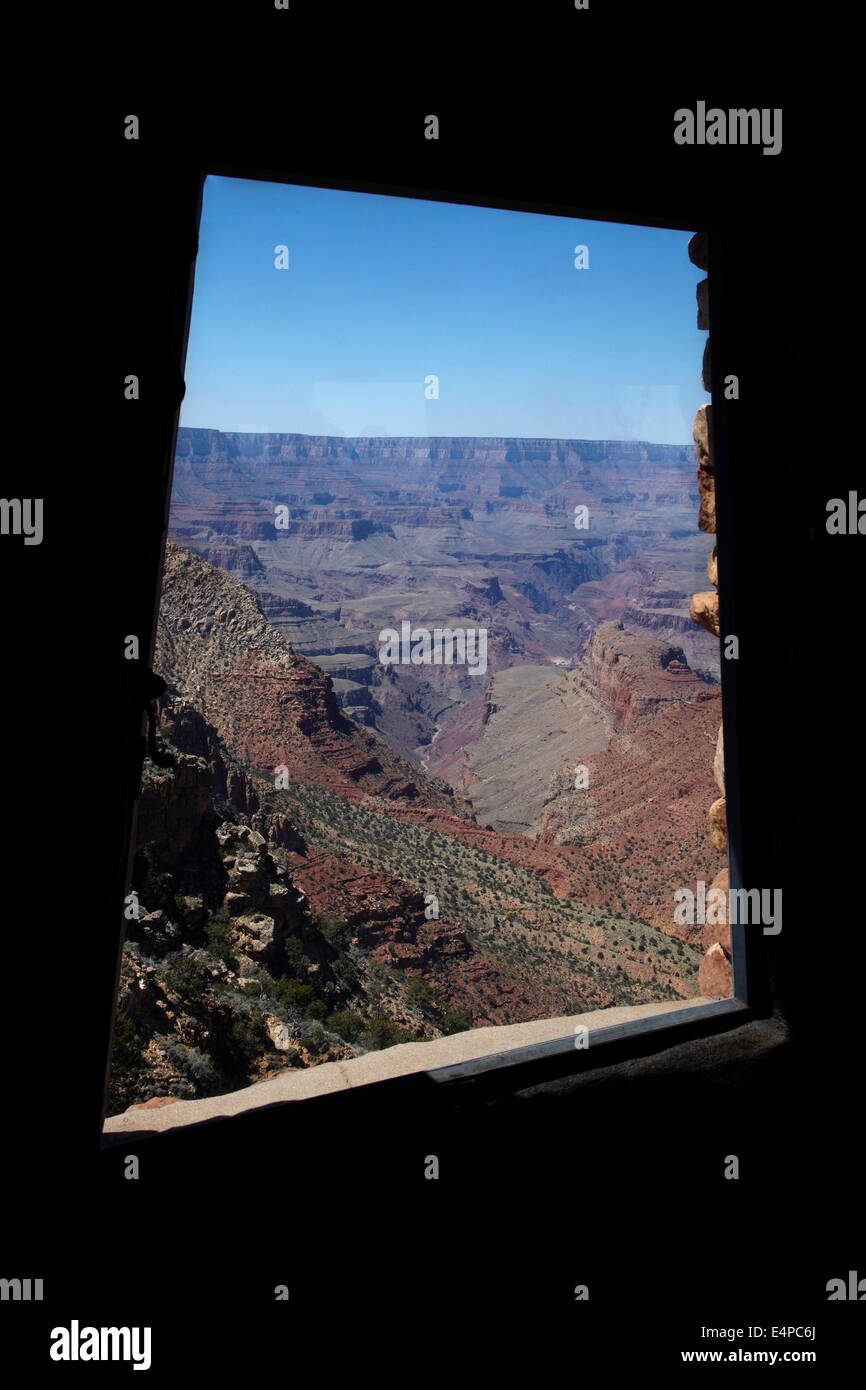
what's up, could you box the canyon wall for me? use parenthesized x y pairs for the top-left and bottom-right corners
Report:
(687, 232), (732, 997)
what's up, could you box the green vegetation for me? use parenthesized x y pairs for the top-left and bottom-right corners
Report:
(209, 1007), (269, 1081)
(133, 841), (171, 911)
(263, 975), (324, 1016)
(326, 1009), (365, 1043)
(283, 937), (311, 980)
(365, 1015), (414, 1050)
(204, 907), (239, 970)
(405, 974), (437, 1011)
(165, 956), (208, 1002)
(297, 1025), (327, 1054)
(440, 1009), (472, 1035)
(111, 754), (707, 1118)
(316, 912), (351, 950)
(264, 777), (701, 1013)
(106, 1011), (146, 1115)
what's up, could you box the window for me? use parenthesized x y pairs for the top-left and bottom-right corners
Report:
(103, 170), (762, 1139)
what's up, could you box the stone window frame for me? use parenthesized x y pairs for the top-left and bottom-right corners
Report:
(104, 170), (766, 1131)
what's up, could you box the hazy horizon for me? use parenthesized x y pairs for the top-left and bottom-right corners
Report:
(179, 424), (695, 448)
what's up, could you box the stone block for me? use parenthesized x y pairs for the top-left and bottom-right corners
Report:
(690, 590), (720, 637)
(698, 466), (716, 533)
(693, 402), (712, 464)
(699, 942), (732, 998)
(688, 230), (709, 271)
(697, 278), (710, 330)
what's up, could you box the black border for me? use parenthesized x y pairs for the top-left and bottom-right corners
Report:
(13, 55), (860, 1353)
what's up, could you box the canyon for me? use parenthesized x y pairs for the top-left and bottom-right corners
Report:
(170, 428), (720, 790)
(107, 429), (727, 1114)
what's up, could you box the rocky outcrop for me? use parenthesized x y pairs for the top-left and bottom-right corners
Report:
(290, 858), (527, 1025)
(698, 942), (730, 997)
(574, 620), (713, 732)
(463, 575), (505, 606)
(688, 230), (730, 998)
(689, 590), (720, 637)
(154, 542), (461, 815)
(214, 821), (308, 965)
(157, 698), (260, 816)
(689, 231), (708, 272)
(708, 797), (727, 853)
(112, 741), (362, 1113)
(136, 753), (214, 861)
(621, 604), (697, 636)
(694, 403), (715, 534)
(194, 545), (264, 577)
(700, 867), (731, 953)
(696, 277), (710, 332)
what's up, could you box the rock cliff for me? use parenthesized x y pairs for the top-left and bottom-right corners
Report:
(687, 230), (732, 998)
(574, 620), (714, 732)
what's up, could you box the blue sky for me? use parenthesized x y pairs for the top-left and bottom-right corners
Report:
(179, 174), (705, 444)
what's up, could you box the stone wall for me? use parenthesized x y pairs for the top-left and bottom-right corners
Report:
(687, 232), (732, 998)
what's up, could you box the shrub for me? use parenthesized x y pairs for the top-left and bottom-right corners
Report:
(365, 1016), (413, 1050)
(266, 977), (316, 1010)
(317, 913), (350, 950)
(165, 1040), (216, 1092)
(326, 1009), (365, 1043)
(228, 1014), (267, 1067)
(133, 841), (170, 911)
(440, 1010), (472, 1036)
(282, 938), (310, 979)
(165, 956), (207, 1001)
(205, 907), (239, 969)
(209, 1007), (269, 1081)
(106, 1011), (145, 1115)
(405, 975), (436, 1010)
(298, 1025), (326, 1054)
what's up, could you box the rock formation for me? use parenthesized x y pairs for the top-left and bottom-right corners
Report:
(688, 230), (731, 998)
